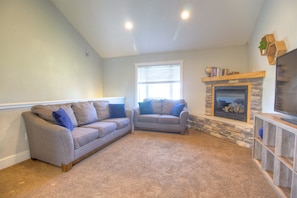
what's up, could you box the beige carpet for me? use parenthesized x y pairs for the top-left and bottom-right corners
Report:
(0, 129), (277, 198)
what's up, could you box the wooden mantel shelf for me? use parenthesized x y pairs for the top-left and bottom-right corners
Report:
(201, 71), (265, 82)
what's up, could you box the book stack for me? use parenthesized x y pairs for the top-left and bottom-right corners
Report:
(208, 67), (229, 77)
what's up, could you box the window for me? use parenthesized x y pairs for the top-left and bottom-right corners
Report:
(136, 61), (183, 102)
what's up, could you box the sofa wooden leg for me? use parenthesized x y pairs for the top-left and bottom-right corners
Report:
(61, 163), (72, 172)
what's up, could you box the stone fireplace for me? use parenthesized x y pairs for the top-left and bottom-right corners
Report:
(189, 71), (265, 148)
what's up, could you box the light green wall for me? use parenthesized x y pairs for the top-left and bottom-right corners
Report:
(0, 0), (103, 169)
(103, 46), (248, 115)
(248, 0), (297, 112)
(0, 0), (103, 104)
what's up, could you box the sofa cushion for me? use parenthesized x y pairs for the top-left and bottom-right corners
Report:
(138, 101), (154, 114)
(72, 127), (99, 149)
(93, 101), (110, 120)
(170, 103), (185, 117)
(158, 115), (180, 124)
(144, 99), (163, 114)
(109, 104), (126, 118)
(104, 118), (129, 129)
(137, 114), (160, 123)
(82, 122), (117, 138)
(72, 102), (98, 126)
(52, 108), (74, 131)
(32, 104), (78, 127)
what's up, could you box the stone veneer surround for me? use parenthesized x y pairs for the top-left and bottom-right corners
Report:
(189, 71), (265, 148)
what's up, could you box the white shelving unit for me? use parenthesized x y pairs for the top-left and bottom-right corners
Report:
(253, 113), (297, 198)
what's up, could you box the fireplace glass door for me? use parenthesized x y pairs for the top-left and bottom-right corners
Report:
(214, 85), (248, 122)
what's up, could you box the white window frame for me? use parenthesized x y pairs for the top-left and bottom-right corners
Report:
(135, 60), (184, 106)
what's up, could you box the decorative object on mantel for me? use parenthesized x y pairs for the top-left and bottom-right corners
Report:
(205, 66), (230, 77)
(227, 71), (240, 75)
(258, 33), (287, 65)
(259, 34), (275, 56)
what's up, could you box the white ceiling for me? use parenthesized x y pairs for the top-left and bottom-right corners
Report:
(50, 0), (265, 58)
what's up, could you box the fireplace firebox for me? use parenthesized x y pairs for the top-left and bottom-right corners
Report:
(214, 85), (248, 122)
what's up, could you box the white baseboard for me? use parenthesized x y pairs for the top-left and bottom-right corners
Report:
(0, 151), (30, 170)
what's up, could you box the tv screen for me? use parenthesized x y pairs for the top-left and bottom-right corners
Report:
(274, 48), (297, 123)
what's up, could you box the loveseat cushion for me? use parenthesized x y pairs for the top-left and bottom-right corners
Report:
(137, 114), (160, 123)
(104, 118), (130, 129)
(144, 99), (163, 114)
(82, 122), (117, 138)
(72, 127), (99, 149)
(158, 115), (180, 124)
(72, 102), (98, 126)
(93, 101), (110, 120)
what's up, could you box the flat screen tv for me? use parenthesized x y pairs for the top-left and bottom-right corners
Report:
(274, 48), (297, 124)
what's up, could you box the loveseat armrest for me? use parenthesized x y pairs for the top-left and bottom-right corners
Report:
(179, 108), (189, 134)
(22, 111), (74, 169)
(133, 107), (140, 115)
(125, 109), (133, 130)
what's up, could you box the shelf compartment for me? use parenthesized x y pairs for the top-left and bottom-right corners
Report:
(292, 173), (297, 198)
(274, 158), (292, 197)
(262, 147), (274, 180)
(259, 34), (275, 56)
(267, 41), (287, 65)
(276, 128), (295, 169)
(279, 156), (294, 171)
(254, 117), (264, 138)
(263, 121), (276, 148)
(253, 139), (262, 163)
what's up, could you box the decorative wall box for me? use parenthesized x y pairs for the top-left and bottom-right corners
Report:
(259, 34), (275, 56)
(267, 41), (287, 65)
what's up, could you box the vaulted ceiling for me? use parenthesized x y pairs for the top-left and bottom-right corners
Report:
(50, 0), (265, 58)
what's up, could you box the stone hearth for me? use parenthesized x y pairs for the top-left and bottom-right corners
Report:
(189, 71), (265, 148)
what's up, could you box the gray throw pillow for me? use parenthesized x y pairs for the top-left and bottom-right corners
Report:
(93, 101), (110, 120)
(162, 99), (186, 115)
(72, 102), (98, 126)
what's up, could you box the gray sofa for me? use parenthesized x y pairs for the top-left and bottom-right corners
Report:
(22, 100), (132, 172)
(133, 99), (189, 134)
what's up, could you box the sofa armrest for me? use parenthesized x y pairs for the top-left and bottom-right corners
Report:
(22, 111), (74, 167)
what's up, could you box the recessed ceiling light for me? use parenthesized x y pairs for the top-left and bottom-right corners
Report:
(181, 10), (190, 20)
(125, 21), (133, 30)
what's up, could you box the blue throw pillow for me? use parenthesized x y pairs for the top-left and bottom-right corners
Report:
(52, 108), (74, 131)
(138, 101), (154, 114)
(258, 127), (263, 139)
(109, 104), (126, 118)
(170, 103), (185, 117)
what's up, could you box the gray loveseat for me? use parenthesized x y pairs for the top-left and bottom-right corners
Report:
(22, 100), (132, 172)
(133, 99), (189, 134)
